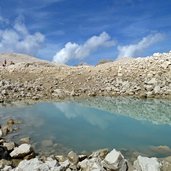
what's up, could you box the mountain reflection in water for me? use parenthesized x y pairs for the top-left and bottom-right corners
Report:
(0, 97), (171, 157)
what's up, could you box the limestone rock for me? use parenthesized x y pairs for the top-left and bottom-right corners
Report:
(0, 129), (2, 138)
(67, 151), (79, 164)
(1, 165), (12, 171)
(14, 158), (49, 171)
(78, 158), (104, 171)
(133, 156), (161, 171)
(102, 149), (128, 171)
(3, 142), (15, 151)
(59, 159), (70, 168)
(161, 156), (171, 171)
(55, 155), (66, 162)
(91, 148), (109, 159)
(10, 144), (33, 158)
(0, 159), (12, 169)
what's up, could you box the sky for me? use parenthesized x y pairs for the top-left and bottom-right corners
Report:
(0, 0), (171, 65)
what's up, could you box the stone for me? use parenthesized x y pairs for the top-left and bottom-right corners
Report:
(161, 61), (171, 69)
(154, 85), (161, 94)
(20, 137), (30, 144)
(89, 158), (104, 171)
(67, 151), (79, 164)
(59, 160), (70, 168)
(133, 156), (161, 171)
(161, 156), (171, 171)
(3, 142), (15, 151)
(1, 165), (12, 171)
(0, 129), (2, 138)
(10, 144), (33, 158)
(24, 152), (35, 160)
(91, 148), (109, 159)
(14, 158), (49, 171)
(91, 161), (103, 171)
(78, 158), (89, 170)
(45, 157), (58, 168)
(0, 159), (12, 169)
(55, 155), (66, 162)
(52, 89), (65, 98)
(0, 146), (10, 160)
(78, 154), (87, 161)
(78, 158), (104, 171)
(1, 126), (10, 136)
(6, 119), (15, 125)
(66, 168), (72, 171)
(102, 149), (128, 171)
(41, 139), (53, 147)
(150, 146), (171, 155)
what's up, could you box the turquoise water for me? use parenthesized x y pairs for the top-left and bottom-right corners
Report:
(1, 97), (171, 157)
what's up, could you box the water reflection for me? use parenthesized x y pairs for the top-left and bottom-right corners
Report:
(0, 97), (171, 157)
(77, 97), (171, 125)
(54, 102), (112, 129)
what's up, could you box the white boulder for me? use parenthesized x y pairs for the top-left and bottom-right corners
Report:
(14, 158), (63, 171)
(102, 149), (127, 171)
(14, 158), (49, 171)
(134, 156), (161, 171)
(10, 144), (32, 158)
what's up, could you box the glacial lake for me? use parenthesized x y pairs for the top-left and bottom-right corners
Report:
(1, 97), (171, 158)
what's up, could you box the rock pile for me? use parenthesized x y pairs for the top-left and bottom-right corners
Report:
(0, 146), (164, 171)
(0, 52), (171, 102)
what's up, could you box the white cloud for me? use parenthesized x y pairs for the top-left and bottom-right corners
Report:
(117, 33), (165, 58)
(53, 32), (115, 63)
(0, 19), (45, 56)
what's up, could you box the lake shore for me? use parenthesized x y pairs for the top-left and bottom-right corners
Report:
(0, 118), (171, 171)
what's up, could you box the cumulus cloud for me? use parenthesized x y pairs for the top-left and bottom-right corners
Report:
(53, 32), (115, 63)
(0, 19), (45, 56)
(117, 33), (165, 58)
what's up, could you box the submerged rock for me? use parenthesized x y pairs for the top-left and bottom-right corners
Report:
(20, 137), (30, 144)
(67, 151), (79, 164)
(6, 119), (15, 125)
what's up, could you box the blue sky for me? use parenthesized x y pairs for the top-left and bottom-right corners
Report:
(0, 0), (171, 65)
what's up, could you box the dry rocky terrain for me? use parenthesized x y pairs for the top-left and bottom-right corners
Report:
(1, 52), (171, 170)
(1, 52), (171, 103)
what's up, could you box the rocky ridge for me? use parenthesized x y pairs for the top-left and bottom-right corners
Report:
(0, 52), (171, 102)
